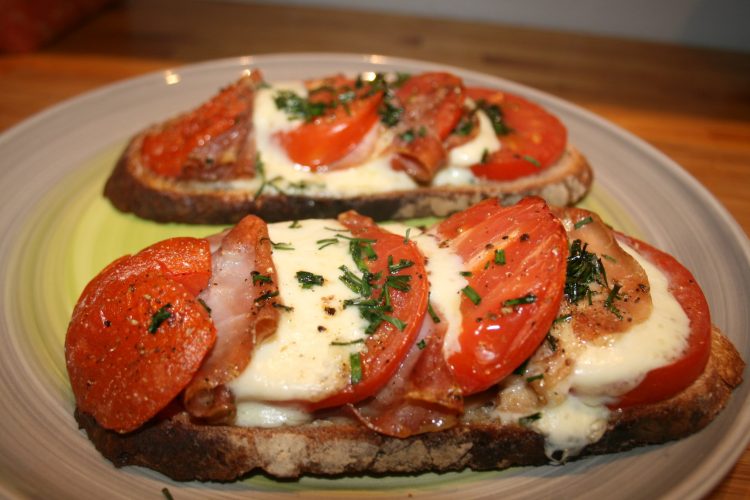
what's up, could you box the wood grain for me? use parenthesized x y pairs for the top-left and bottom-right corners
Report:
(0, 0), (747, 497)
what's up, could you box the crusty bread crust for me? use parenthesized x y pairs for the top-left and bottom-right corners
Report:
(75, 328), (743, 481)
(103, 128), (593, 224)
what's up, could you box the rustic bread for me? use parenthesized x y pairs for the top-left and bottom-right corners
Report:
(104, 138), (591, 225)
(103, 77), (593, 224)
(75, 327), (743, 481)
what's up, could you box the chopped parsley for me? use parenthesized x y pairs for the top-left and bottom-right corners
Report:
(331, 339), (365, 346)
(417, 339), (427, 350)
(316, 237), (339, 250)
(494, 248), (506, 265)
(148, 304), (172, 334)
(503, 294), (537, 307)
(252, 272), (272, 284)
(427, 299), (442, 324)
(269, 240), (294, 251)
(387, 256), (414, 273)
(461, 285), (482, 305)
(604, 282), (624, 319)
(574, 216), (594, 230)
(523, 154), (541, 167)
(254, 290), (280, 303)
(296, 271), (324, 289)
(565, 239), (608, 304)
(273, 89), (330, 122)
(476, 99), (511, 135)
(349, 352), (363, 384)
(519, 412), (542, 426)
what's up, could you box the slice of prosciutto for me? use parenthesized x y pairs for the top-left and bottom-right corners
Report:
(183, 215), (282, 423)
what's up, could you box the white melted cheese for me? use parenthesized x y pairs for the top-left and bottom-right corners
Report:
(229, 220), (369, 404)
(506, 243), (691, 459)
(569, 244), (690, 396)
(225, 80), (510, 196)
(231, 82), (417, 197)
(381, 223), (468, 351)
(434, 109), (501, 186)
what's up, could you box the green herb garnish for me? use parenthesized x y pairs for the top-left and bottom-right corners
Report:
(427, 299), (441, 324)
(461, 285), (482, 305)
(477, 100), (511, 135)
(252, 272), (272, 284)
(494, 248), (506, 265)
(565, 239), (608, 304)
(523, 154), (541, 167)
(503, 294), (537, 307)
(254, 290), (280, 303)
(296, 271), (325, 289)
(316, 237), (339, 250)
(148, 304), (172, 334)
(574, 216), (594, 230)
(519, 412), (542, 426)
(349, 352), (363, 384)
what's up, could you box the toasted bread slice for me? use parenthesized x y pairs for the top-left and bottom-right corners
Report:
(75, 327), (743, 481)
(103, 80), (593, 224)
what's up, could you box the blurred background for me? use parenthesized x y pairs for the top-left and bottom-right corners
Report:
(2, 0), (749, 53)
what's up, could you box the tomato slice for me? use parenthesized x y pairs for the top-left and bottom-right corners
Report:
(277, 77), (383, 169)
(141, 73), (261, 178)
(466, 88), (567, 181)
(611, 233), (712, 408)
(65, 238), (215, 433)
(436, 197), (568, 395)
(311, 211), (429, 409)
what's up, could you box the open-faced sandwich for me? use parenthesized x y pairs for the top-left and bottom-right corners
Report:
(66, 197), (744, 480)
(104, 70), (592, 223)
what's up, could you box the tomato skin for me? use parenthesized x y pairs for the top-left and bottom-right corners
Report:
(437, 197), (568, 395)
(311, 212), (429, 409)
(466, 88), (567, 182)
(141, 74), (259, 177)
(65, 238), (215, 433)
(611, 233), (712, 408)
(278, 78), (383, 169)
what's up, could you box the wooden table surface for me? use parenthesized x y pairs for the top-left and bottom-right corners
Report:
(1, 0), (748, 497)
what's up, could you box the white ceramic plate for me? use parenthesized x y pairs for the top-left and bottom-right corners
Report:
(0, 54), (748, 500)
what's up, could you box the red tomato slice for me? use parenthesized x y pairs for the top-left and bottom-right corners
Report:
(277, 78), (383, 169)
(65, 238), (215, 433)
(466, 88), (567, 182)
(311, 211), (429, 409)
(436, 197), (568, 395)
(611, 233), (712, 408)
(141, 73), (261, 177)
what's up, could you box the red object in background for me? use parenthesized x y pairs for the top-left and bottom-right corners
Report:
(0, 0), (115, 53)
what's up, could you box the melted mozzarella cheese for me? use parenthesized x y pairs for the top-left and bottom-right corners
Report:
(381, 223), (468, 353)
(434, 109), (501, 187)
(231, 82), (417, 197)
(228, 80), (515, 195)
(228, 220), (369, 402)
(530, 395), (609, 461)
(500, 243), (691, 458)
(235, 401), (312, 428)
(569, 244), (690, 396)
